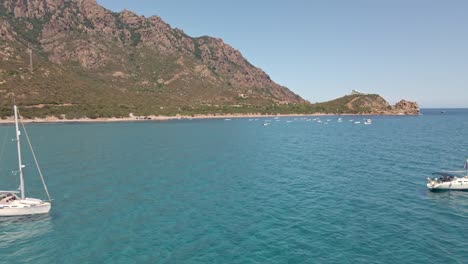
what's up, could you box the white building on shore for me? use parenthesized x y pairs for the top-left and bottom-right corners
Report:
(351, 90), (366, 95)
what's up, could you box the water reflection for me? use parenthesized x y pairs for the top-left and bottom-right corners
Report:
(0, 214), (53, 247)
(425, 191), (468, 214)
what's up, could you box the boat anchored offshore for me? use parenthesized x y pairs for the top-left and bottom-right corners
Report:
(427, 159), (468, 191)
(0, 106), (51, 216)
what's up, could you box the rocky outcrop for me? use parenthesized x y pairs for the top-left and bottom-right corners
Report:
(0, 20), (15, 41)
(2, 0), (64, 18)
(393, 100), (419, 115)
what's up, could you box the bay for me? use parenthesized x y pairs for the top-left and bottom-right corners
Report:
(0, 109), (467, 263)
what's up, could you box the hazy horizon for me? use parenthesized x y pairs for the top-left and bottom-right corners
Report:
(97, 0), (468, 108)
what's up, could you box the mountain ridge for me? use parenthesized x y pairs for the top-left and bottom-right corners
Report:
(0, 0), (419, 118)
(0, 0), (303, 106)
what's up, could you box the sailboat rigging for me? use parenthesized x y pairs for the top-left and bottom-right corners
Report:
(0, 105), (51, 216)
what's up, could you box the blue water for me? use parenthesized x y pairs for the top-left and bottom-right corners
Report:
(0, 109), (468, 263)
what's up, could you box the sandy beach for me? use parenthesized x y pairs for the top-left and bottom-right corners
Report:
(0, 112), (412, 124)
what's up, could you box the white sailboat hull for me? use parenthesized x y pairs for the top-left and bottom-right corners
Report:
(427, 178), (468, 191)
(0, 200), (51, 216)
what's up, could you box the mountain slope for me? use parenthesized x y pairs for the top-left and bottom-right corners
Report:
(0, 0), (304, 118)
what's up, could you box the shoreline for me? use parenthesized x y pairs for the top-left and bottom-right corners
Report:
(0, 112), (418, 124)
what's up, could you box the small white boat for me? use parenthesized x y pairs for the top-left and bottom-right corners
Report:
(0, 106), (51, 216)
(263, 123), (270, 126)
(364, 119), (372, 125)
(427, 159), (468, 191)
(354, 121), (361, 124)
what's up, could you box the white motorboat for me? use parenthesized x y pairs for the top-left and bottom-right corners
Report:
(427, 159), (468, 191)
(0, 106), (51, 216)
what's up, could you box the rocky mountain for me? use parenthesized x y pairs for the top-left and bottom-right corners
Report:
(0, 0), (305, 117)
(0, 0), (419, 118)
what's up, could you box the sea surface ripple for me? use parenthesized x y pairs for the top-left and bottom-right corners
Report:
(0, 109), (467, 263)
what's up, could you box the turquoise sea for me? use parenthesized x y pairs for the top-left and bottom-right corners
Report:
(0, 109), (467, 263)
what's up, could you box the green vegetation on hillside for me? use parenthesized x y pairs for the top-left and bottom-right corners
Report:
(0, 93), (394, 119)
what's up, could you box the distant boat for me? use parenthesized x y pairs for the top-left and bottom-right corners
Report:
(354, 121), (361, 124)
(263, 123), (270, 126)
(441, 111), (446, 114)
(0, 106), (52, 216)
(427, 159), (468, 191)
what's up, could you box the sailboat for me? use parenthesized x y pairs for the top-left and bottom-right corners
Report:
(427, 159), (468, 191)
(0, 106), (51, 216)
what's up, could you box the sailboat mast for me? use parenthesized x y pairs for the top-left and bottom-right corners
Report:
(14, 105), (25, 200)
(465, 158), (468, 177)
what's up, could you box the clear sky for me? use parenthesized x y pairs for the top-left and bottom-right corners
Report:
(97, 0), (468, 108)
